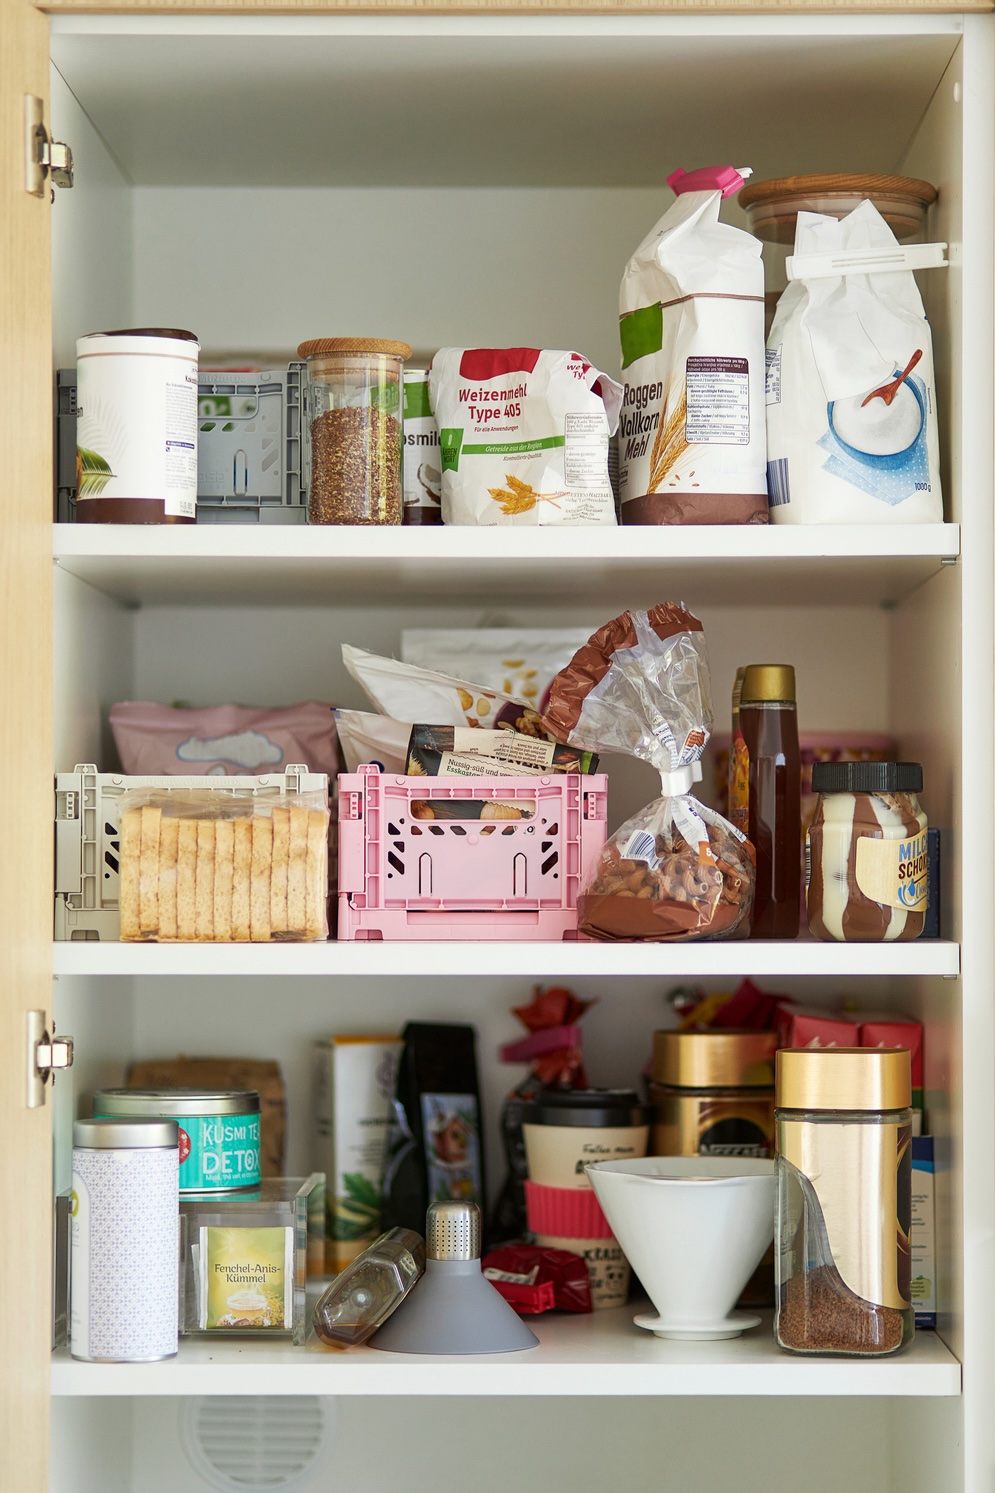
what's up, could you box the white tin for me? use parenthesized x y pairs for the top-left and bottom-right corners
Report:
(70, 1118), (179, 1363)
(75, 329), (200, 517)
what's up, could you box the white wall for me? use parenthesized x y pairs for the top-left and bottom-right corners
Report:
(130, 186), (663, 373)
(50, 64), (133, 368)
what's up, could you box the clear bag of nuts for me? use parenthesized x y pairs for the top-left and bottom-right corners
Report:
(540, 604), (755, 941)
(298, 337), (411, 525)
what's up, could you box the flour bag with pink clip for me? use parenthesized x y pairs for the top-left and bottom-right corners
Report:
(765, 199), (945, 523)
(540, 604), (755, 942)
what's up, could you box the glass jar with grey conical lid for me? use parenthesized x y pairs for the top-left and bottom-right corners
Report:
(775, 1046), (914, 1356)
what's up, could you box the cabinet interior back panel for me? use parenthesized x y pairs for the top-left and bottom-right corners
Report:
(130, 185), (662, 374)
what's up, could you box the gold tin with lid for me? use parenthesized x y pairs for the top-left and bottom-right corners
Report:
(776, 1046), (912, 1112)
(650, 1029), (778, 1159)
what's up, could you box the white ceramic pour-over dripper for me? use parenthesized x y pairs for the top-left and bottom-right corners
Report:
(586, 1156), (776, 1341)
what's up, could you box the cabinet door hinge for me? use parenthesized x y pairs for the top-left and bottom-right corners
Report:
(25, 96), (74, 199)
(26, 1010), (74, 1109)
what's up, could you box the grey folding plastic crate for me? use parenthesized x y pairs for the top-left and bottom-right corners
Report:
(55, 763), (327, 940)
(55, 363), (308, 523)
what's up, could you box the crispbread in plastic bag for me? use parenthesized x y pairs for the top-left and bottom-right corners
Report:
(117, 787), (329, 943)
(541, 604), (754, 941)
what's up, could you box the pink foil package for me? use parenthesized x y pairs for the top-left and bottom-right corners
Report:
(110, 701), (339, 778)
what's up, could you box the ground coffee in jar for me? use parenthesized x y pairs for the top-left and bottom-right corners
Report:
(775, 1046), (914, 1357)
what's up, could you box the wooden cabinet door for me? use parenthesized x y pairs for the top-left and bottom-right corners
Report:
(1, 2), (54, 1489)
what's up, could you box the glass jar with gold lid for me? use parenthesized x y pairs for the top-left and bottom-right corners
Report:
(775, 1046), (913, 1357)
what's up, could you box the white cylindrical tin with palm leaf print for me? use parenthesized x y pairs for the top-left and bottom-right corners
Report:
(75, 328), (200, 523)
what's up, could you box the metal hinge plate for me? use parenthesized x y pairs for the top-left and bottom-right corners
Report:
(26, 1010), (74, 1109)
(25, 95), (74, 198)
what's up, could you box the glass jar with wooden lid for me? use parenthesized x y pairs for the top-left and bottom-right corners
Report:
(738, 174), (937, 332)
(298, 337), (412, 525)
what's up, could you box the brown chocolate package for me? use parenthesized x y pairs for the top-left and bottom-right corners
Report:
(126, 1056), (286, 1177)
(541, 603), (703, 749)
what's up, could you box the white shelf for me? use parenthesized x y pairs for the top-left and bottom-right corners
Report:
(53, 524), (959, 611)
(52, 936), (960, 980)
(50, 1307), (961, 1399)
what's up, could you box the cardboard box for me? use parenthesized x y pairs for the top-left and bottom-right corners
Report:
(859, 1015), (924, 1129)
(775, 1003), (860, 1049)
(313, 1035), (401, 1275)
(911, 1136), (936, 1327)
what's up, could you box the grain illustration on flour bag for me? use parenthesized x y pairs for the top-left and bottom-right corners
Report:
(429, 348), (622, 525)
(618, 166), (768, 524)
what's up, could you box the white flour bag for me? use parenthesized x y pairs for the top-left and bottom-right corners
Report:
(765, 200), (944, 524)
(618, 165), (767, 525)
(429, 348), (622, 526)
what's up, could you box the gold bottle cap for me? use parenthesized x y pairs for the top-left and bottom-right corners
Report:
(776, 1047), (911, 1111)
(653, 1029), (778, 1089)
(740, 664), (796, 704)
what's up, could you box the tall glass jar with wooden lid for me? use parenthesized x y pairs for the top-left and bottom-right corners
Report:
(298, 337), (411, 525)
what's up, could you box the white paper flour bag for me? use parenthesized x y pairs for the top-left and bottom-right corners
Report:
(765, 201), (943, 524)
(618, 166), (768, 525)
(429, 348), (623, 525)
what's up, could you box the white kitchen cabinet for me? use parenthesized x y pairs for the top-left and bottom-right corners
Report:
(35, 10), (993, 1493)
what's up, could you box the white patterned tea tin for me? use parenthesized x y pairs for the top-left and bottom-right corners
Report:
(93, 1089), (261, 1194)
(70, 1117), (179, 1363)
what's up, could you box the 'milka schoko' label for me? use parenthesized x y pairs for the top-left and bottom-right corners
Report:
(855, 830), (928, 912)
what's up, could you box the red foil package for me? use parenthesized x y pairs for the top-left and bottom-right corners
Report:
(482, 1244), (593, 1315)
(491, 987), (594, 1241)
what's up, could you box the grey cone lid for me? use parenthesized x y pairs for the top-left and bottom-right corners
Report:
(370, 1258), (539, 1356)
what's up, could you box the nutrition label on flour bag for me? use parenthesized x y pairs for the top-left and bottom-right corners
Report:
(563, 411), (611, 486)
(685, 355), (751, 445)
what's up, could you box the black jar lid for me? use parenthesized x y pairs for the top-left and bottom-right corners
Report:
(811, 760), (923, 795)
(524, 1088), (650, 1127)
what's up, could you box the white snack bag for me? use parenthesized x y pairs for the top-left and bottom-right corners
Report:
(618, 166), (767, 525)
(401, 628), (592, 710)
(342, 645), (529, 731)
(429, 348), (622, 526)
(765, 201), (943, 524)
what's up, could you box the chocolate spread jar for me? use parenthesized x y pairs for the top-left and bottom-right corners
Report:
(806, 762), (927, 942)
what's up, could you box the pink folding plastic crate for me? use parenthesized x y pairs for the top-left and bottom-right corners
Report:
(338, 765), (608, 941)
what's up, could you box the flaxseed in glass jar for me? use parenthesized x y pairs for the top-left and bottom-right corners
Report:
(299, 338), (411, 525)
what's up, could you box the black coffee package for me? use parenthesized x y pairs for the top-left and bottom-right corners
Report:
(382, 1022), (485, 1235)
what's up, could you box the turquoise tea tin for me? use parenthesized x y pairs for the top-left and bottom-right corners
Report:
(93, 1089), (261, 1194)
